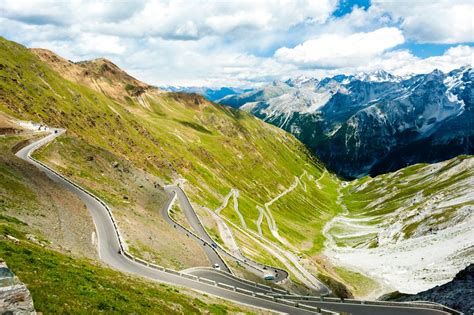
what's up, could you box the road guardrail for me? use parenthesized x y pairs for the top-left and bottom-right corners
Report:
(266, 294), (462, 315)
(24, 129), (462, 315)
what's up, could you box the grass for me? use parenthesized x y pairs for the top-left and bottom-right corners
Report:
(0, 36), (343, 274)
(0, 133), (249, 312)
(169, 201), (194, 232)
(0, 212), (253, 314)
(0, 37), (327, 220)
(270, 171), (342, 253)
(7, 36), (470, 299)
(0, 137), (38, 212)
(33, 135), (139, 207)
(219, 195), (244, 229)
(0, 237), (250, 314)
(335, 155), (474, 248)
(333, 267), (379, 297)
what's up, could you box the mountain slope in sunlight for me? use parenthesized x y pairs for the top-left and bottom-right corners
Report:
(0, 37), (347, 293)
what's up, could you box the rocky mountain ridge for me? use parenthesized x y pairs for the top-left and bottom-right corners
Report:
(31, 48), (161, 105)
(217, 66), (473, 178)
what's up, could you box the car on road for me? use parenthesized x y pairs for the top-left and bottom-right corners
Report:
(213, 263), (220, 270)
(211, 243), (217, 249)
(263, 274), (275, 280)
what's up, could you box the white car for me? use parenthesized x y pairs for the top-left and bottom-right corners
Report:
(213, 263), (220, 270)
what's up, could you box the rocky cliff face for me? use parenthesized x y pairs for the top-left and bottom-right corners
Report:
(385, 264), (474, 315)
(219, 67), (473, 179)
(0, 261), (35, 314)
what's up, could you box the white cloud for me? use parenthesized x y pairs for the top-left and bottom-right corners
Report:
(372, 0), (474, 44)
(0, 0), (473, 86)
(300, 45), (474, 78)
(274, 27), (404, 68)
(122, 37), (297, 87)
(0, 0), (145, 25)
(389, 45), (474, 75)
(76, 33), (126, 55)
(1, 0), (70, 25)
(1, 0), (337, 40)
(28, 33), (127, 58)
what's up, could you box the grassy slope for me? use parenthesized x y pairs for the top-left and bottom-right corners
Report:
(2, 37), (470, 299)
(32, 134), (209, 270)
(320, 155), (473, 298)
(0, 127), (258, 313)
(0, 133), (96, 258)
(334, 155), (473, 248)
(271, 171), (341, 254)
(0, 37), (341, 267)
(0, 217), (258, 314)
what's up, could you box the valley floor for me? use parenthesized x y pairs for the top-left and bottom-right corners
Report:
(323, 157), (474, 296)
(324, 213), (474, 294)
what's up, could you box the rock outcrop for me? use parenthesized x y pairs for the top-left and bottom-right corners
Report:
(384, 264), (474, 315)
(0, 261), (35, 314)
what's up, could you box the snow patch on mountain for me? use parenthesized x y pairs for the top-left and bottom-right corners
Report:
(218, 66), (473, 178)
(354, 69), (403, 82)
(443, 66), (471, 112)
(285, 75), (319, 88)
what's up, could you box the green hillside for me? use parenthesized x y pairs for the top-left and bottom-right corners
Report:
(0, 37), (343, 287)
(0, 216), (258, 314)
(324, 155), (473, 298)
(1, 36), (472, 300)
(332, 155), (473, 248)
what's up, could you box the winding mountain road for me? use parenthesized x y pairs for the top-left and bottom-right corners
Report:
(161, 187), (231, 273)
(162, 185), (289, 282)
(15, 129), (320, 314)
(14, 128), (457, 315)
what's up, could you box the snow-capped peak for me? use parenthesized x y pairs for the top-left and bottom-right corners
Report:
(354, 69), (402, 82)
(285, 75), (319, 88)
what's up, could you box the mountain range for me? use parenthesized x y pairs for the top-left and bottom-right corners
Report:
(0, 36), (472, 313)
(211, 68), (473, 178)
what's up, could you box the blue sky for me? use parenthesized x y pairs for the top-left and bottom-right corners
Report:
(0, 0), (472, 86)
(333, 0), (371, 17)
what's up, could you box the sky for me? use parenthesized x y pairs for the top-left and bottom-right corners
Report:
(0, 0), (473, 87)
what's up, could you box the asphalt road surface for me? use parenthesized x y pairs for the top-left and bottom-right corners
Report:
(15, 129), (455, 315)
(162, 187), (231, 273)
(291, 300), (451, 315)
(185, 268), (283, 294)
